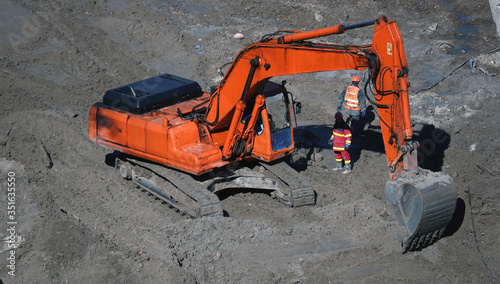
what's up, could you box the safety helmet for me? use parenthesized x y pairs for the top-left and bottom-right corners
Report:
(351, 76), (360, 82)
(335, 112), (343, 120)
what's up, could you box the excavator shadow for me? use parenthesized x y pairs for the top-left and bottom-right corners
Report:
(413, 123), (451, 172)
(291, 112), (386, 171)
(293, 116), (457, 173)
(412, 123), (465, 239)
(291, 123), (385, 171)
(291, 106), (384, 169)
(443, 197), (466, 238)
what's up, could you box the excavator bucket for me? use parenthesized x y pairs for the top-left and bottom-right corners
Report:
(385, 169), (457, 253)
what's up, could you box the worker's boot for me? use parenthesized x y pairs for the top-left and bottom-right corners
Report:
(343, 163), (352, 174)
(333, 161), (343, 171)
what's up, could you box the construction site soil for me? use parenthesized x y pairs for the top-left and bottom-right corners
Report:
(1, 0), (499, 283)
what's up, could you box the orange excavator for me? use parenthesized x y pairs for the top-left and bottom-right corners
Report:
(88, 16), (457, 252)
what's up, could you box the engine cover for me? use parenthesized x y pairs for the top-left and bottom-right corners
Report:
(103, 73), (202, 114)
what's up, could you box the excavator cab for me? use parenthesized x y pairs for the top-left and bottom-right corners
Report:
(263, 82), (294, 151)
(250, 81), (295, 160)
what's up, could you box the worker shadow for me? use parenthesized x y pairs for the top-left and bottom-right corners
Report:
(342, 106), (383, 164)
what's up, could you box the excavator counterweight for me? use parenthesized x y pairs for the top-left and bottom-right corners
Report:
(88, 16), (457, 252)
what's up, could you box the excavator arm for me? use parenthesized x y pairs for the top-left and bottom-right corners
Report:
(203, 16), (457, 252)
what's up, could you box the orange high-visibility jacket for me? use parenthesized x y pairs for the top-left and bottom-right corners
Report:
(344, 86), (361, 111)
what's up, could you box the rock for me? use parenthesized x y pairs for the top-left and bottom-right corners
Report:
(233, 33), (244, 39)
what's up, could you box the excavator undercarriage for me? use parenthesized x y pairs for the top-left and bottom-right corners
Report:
(115, 154), (316, 218)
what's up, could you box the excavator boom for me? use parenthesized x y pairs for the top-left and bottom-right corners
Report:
(88, 16), (457, 253)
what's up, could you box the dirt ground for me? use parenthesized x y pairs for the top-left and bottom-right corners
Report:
(1, 0), (499, 283)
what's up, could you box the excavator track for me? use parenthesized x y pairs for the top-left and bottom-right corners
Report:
(116, 156), (223, 218)
(260, 161), (316, 207)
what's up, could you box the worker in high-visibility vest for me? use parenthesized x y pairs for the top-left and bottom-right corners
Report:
(328, 112), (352, 174)
(336, 76), (367, 137)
